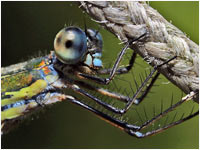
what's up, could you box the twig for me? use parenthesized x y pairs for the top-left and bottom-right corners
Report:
(79, 1), (199, 102)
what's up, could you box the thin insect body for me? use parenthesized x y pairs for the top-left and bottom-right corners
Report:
(1, 26), (139, 134)
(1, 25), (198, 138)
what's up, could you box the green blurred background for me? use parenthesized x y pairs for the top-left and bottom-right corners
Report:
(1, 1), (199, 149)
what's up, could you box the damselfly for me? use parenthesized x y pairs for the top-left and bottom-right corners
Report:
(1, 25), (140, 133)
(2, 26), (198, 136)
(2, 2), (198, 149)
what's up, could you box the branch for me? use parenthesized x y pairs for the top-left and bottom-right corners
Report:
(79, 1), (199, 102)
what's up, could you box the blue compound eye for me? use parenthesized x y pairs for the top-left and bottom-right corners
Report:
(54, 27), (87, 64)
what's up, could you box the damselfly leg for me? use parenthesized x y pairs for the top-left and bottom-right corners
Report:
(59, 56), (175, 114)
(64, 91), (198, 138)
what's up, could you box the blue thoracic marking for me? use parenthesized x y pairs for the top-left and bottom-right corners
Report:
(92, 53), (102, 58)
(85, 54), (93, 66)
(93, 58), (102, 67)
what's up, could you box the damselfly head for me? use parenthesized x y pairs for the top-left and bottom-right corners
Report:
(54, 27), (87, 64)
(54, 26), (103, 69)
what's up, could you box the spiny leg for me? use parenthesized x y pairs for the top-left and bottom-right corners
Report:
(131, 91), (197, 132)
(56, 73), (131, 103)
(62, 60), (160, 107)
(133, 72), (160, 105)
(69, 84), (122, 113)
(79, 33), (147, 84)
(64, 92), (198, 138)
(51, 69), (158, 112)
(122, 56), (177, 114)
(128, 111), (198, 138)
(65, 95), (141, 131)
(71, 57), (175, 114)
(68, 71), (160, 114)
(72, 80), (130, 103)
(32, 74), (197, 137)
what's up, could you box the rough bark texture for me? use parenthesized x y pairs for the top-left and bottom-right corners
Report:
(80, 1), (199, 102)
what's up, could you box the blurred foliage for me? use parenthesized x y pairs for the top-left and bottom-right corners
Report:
(1, 1), (199, 149)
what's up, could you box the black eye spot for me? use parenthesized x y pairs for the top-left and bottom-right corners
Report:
(65, 40), (73, 48)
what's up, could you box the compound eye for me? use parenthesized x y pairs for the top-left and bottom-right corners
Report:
(54, 27), (87, 64)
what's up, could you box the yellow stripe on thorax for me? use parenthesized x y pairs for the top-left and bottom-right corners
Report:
(2, 79), (47, 106)
(1, 101), (38, 121)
